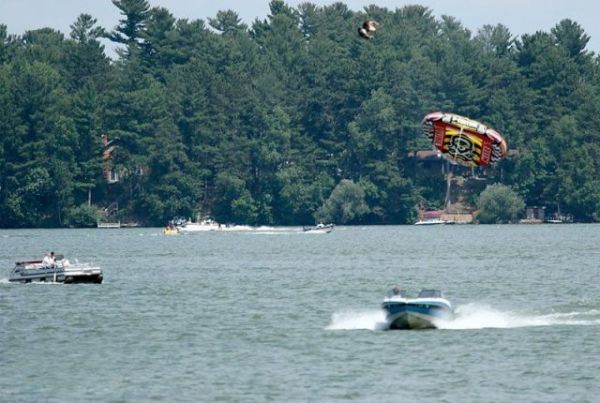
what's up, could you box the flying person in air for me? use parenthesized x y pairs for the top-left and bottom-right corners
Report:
(358, 19), (379, 39)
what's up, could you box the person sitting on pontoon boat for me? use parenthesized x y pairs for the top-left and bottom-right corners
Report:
(42, 251), (56, 268)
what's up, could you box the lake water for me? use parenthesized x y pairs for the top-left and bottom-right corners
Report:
(1, 225), (600, 402)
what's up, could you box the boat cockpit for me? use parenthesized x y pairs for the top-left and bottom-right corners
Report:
(417, 289), (443, 298)
(387, 287), (407, 298)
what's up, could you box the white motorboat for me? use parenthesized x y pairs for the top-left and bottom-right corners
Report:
(414, 218), (447, 225)
(176, 217), (222, 232)
(9, 257), (103, 284)
(176, 217), (299, 233)
(97, 222), (121, 228)
(382, 288), (453, 329)
(302, 223), (334, 233)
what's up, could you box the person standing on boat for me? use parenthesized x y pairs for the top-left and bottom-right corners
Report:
(42, 251), (56, 268)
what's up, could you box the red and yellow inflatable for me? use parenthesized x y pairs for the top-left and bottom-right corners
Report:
(422, 112), (508, 167)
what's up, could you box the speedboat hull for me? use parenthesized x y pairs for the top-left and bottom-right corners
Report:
(382, 290), (453, 330)
(382, 301), (453, 329)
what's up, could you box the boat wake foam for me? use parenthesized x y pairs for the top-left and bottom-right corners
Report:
(436, 303), (600, 329)
(0, 278), (63, 285)
(326, 310), (388, 331)
(326, 304), (600, 331)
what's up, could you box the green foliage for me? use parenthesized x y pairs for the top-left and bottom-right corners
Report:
(212, 172), (258, 224)
(316, 179), (369, 224)
(108, 0), (150, 44)
(64, 203), (99, 227)
(1, 3), (600, 227)
(209, 10), (247, 34)
(476, 184), (525, 224)
(551, 19), (590, 58)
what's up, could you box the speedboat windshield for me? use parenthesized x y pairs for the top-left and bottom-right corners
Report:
(417, 289), (443, 298)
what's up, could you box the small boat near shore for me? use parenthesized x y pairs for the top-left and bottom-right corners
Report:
(414, 210), (452, 225)
(302, 223), (334, 234)
(97, 221), (121, 228)
(175, 216), (309, 234)
(175, 217), (259, 233)
(9, 256), (103, 284)
(414, 218), (447, 225)
(176, 217), (221, 232)
(382, 288), (453, 329)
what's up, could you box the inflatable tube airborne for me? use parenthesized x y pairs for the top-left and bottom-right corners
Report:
(421, 112), (508, 167)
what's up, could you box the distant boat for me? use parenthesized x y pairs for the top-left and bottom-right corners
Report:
(176, 218), (262, 233)
(9, 256), (103, 284)
(382, 288), (454, 329)
(415, 210), (449, 225)
(176, 217), (221, 233)
(176, 217), (303, 233)
(97, 221), (121, 228)
(545, 214), (572, 224)
(414, 218), (446, 225)
(302, 223), (334, 234)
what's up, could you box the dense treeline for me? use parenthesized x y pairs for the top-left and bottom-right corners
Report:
(1, 0), (600, 227)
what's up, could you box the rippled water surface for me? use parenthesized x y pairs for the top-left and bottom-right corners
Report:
(1, 225), (600, 402)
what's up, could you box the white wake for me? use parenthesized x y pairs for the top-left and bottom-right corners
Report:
(326, 304), (600, 331)
(438, 303), (600, 329)
(326, 310), (388, 331)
